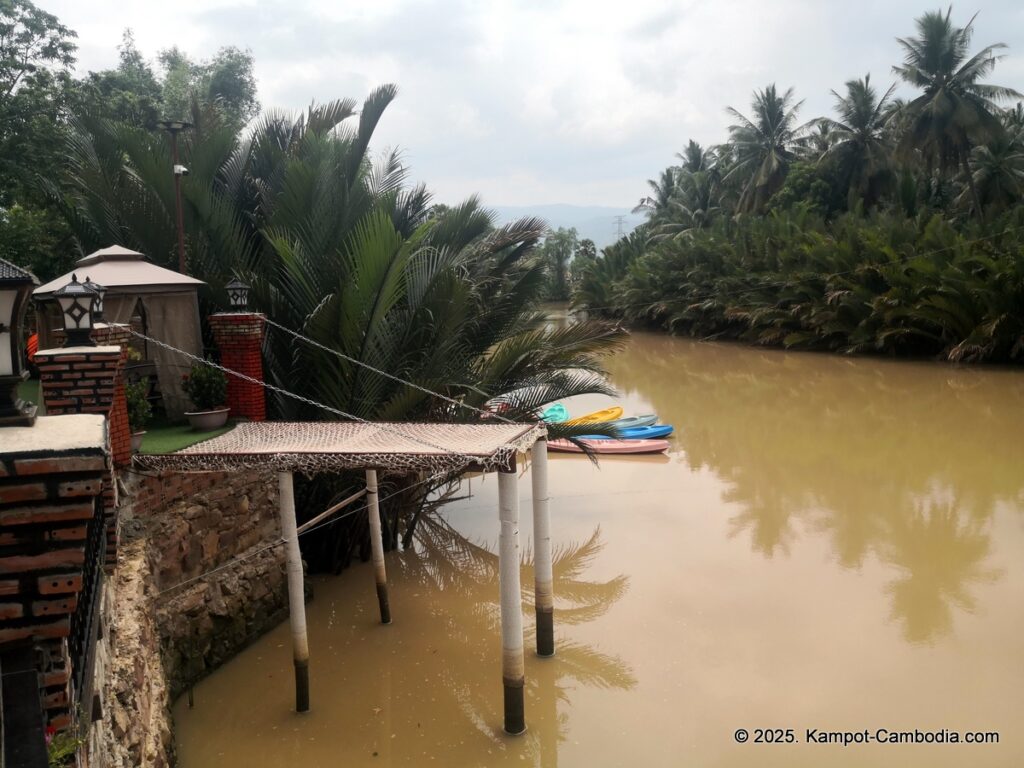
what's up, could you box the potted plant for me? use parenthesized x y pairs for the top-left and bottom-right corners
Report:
(182, 362), (229, 430)
(126, 378), (151, 451)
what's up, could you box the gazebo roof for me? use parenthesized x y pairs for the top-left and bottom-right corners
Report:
(133, 421), (545, 475)
(33, 245), (204, 298)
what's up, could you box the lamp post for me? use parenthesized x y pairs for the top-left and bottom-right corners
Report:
(157, 119), (192, 275)
(0, 257), (39, 426)
(53, 274), (98, 348)
(225, 278), (251, 311)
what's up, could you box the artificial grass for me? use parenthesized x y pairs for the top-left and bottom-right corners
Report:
(139, 416), (235, 454)
(17, 378), (40, 406)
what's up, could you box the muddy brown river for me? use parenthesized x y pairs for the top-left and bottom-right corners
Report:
(173, 333), (1024, 767)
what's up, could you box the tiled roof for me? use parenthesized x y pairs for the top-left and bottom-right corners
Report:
(0, 257), (38, 284)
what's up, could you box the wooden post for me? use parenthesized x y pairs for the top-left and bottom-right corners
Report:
(366, 469), (391, 624)
(278, 471), (310, 712)
(531, 438), (555, 657)
(498, 468), (526, 735)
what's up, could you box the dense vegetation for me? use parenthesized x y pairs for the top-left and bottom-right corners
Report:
(0, 1), (623, 566)
(574, 9), (1024, 364)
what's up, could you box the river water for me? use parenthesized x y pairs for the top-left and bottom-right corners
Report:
(173, 332), (1024, 767)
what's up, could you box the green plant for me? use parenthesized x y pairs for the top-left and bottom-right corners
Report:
(46, 724), (84, 767)
(181, 363), (227, 411)
(125, 378), (151, 432)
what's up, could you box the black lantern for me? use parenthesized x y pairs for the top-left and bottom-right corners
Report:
(53, 274), (98, 348)
(0, 257), (39, 426)
(225, 278), (251, 311)
(82, 275), (107, 321)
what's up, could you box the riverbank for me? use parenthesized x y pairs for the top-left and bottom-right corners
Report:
(573, 212), (1024, 365)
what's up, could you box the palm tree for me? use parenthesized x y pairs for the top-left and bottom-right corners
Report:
(725, 84), (811, 213)
(631, 166), (678, 218)
(676, 139), (715, 173)
(892, 8), (1022, 218)
(57, 90), (627, 553)
(958, 117), (1024, 212)
(818, 74), (898, 209)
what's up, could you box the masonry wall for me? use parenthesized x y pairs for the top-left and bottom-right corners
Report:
(0, 421), (109, 734)
(92, 469), (287, 767)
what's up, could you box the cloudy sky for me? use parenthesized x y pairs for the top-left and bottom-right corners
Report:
(42, 0), (1024, 208)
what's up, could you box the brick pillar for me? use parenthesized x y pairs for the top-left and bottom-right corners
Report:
(35, 341), (130, 572)
(209, 313), (266, 421)
(35, 343), (130, 467)
(0, 414), (109, 734)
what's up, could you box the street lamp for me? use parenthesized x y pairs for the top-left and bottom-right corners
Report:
(82, 275), (107, 321)
(53, 274), (98, 348)
(0, 257), (38, 426)
(225, 278), (251, 311)
(157, 119), (193, 275)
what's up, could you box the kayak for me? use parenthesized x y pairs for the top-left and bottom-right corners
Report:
(607, 414), (658, 429)
(549, 438), (670, 455)
(540, 403), (568, 423)
(583, 424), (674, 440)
(565, 406), (624, 425)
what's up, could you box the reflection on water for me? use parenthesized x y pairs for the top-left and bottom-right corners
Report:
(608, 337), (1023, 645)
(175, 333), (1024, 767)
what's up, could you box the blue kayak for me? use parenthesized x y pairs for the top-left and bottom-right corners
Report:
(582, 424), (674, 440)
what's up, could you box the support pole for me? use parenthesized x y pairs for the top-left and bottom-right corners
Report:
(366, 469), (391, 624)
(498, 468), (526, 735)
(531, 438), (555, 657)
(278, 471), (310, 712)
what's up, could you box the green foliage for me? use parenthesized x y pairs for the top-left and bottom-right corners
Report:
(125, 378), (151, 432)
(580, 210), (1024, 364)
(0, 202), (74, 279)
(536, 226), (578, 300)
(46, 727), (83, 767)
(158, 44), (258, 128)
(0, 0), (77, 205)
(182, 362), (227, 411)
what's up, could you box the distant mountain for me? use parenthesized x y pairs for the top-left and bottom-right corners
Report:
(490, 204), (644, 250)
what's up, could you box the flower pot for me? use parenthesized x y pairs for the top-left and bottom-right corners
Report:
(184, 407), (230, 431)
(131, 431), (146, 452)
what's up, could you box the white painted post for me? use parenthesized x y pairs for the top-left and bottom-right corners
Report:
(278, 471), (310, 712)
(498, 467), (526, 735)
(365, 469), (391, 624)
(531, 438), (554, 657)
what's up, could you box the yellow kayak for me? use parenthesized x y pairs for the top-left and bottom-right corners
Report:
(565, 406), (624, 425)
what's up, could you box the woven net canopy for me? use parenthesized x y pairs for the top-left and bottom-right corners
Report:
(133, 421), (545, 474)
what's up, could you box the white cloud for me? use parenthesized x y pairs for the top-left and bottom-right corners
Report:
(39, 0), (1024, 207)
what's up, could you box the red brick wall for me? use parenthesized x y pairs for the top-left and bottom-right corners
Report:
(35, 347), (131, 467)
(209, 313), (266, 421)
(0, 449), (108, 731)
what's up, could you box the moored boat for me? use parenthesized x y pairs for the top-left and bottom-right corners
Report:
(540, 403), (569, 423)
(564, 406), (624, 425)
(607, 414), (658, 429)
(548, 438), (670, 455)
(583, 424), (674, 440)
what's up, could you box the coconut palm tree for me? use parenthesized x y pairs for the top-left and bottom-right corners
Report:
(631, 166), (678, 218)
(725, 84), (811, 213)
(818, 74), (898, 209)
(675, 139), (715, 173)
(957, 122), (1024, 212)
(892, 8), (1022, 218)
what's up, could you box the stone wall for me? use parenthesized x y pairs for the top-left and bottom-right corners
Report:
(92, 468), (287, 767)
